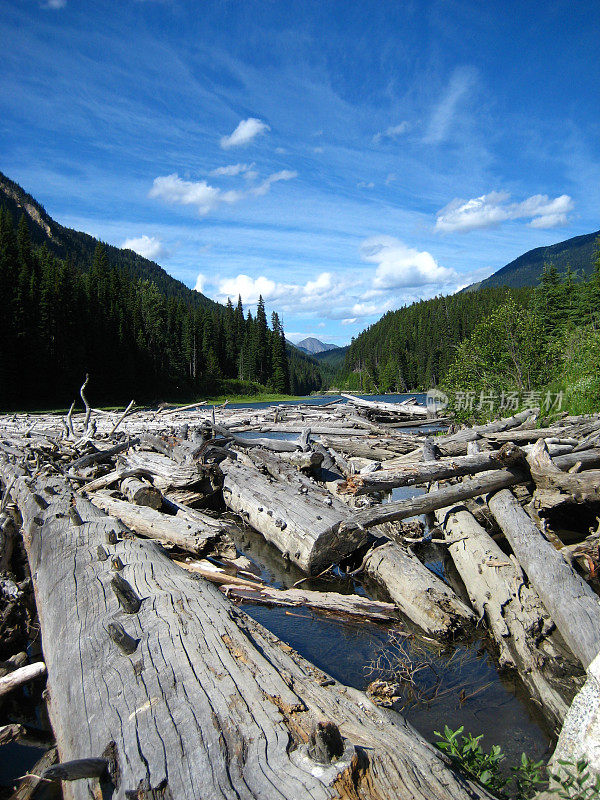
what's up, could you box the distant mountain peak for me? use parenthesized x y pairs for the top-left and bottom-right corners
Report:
(295, 337), (338, 354)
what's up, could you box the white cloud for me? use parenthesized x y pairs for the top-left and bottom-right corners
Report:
(341, 318), (357, 325)
(121, 235), (167, 260)
(424, 66), (477, 144)
(216, 274), (278, 305)
(372, 122), (410, 144)
(252, 170), (297, 197)
(435, 191), (574, 233)
(214, 270), (338, 310)
(357, 181), (375, 189)
(210, 163), (254, 177)
(220, 118), (270, 149)
(360, 236), (457, 288)
(149, 169), (295, 216)
(313, 146), (324, 154)
(40, 0), (66, 8)
(149, 174), (222, 215)
(194, 273), (207, 293)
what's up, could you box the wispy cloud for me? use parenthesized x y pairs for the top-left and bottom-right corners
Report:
(194, 273), (207, 293)
(251, 169), (297, 196)
(357, 180), (374, 189)
(210, 162), (254, 177)
(435, 191), (574, 233)
(149, 169), (296, 215)
(121, 234), (168, 260)
(220, 117), (270, 149)
(40, 0), (66, 8)
(360, 236), (457, 288)
(372, 121), (410, 144)
(424, 66), (477, 144)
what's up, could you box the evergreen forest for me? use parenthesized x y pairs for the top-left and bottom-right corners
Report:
(0, 207), (323, 410)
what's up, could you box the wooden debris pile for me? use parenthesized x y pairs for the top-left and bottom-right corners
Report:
(0, 387), (599, 796)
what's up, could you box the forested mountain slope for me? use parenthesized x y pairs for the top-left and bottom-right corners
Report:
(475, 229), (600, 290)
(0, 174), (323, 409)
(339, 287), (533, 392)
(0, 171), (217, 308)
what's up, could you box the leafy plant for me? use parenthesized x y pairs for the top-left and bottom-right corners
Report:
(434, 725), (508, 793)
(548, 758), (600, 799)
(512, 752), (546, 798)
(434, 727), (600, 800)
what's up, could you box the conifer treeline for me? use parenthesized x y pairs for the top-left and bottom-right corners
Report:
(339, 254), (600, 395)
(0, 208), (322, 409)
(339, 286), (534, 392)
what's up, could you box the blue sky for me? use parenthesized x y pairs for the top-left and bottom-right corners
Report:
(2, 1), (599, 345)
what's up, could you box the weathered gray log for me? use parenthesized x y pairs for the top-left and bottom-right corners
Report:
(488, 489), (600, 669)
(341, 393), (427, 417)
(0, 661), (46, 697)
(2, 463), (494, 800)
(0, 510), (16, 570)
(220, 456), (370, 573)
(363, 541), (475, 637)
(274, 449), (324, 474)
(89, 492), (232, 555)
(486, 427), (574, 443)
(435, 503), (579, 731)
(341, 444), (525, 495)
(120, 475), (162, 509)
(117, 451), (219, 491)
(321, 437), (413, 461)
(67, 438), (139, 472)
(209, 421), (299, 451)
(339, 467), (528, 535)
(527, 439), (600, 511)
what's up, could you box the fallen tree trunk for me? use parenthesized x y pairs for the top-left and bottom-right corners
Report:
(0, 661), (46, 697)
(0, 459), (494, 800)
(89, 492), (233, 555)
(363, 541), (475, 637)
(488, 489), (600, 669)
(527, 439), (600, 511)
(341, 394), (428, 417)
(341, 444), (525, 495)
(339, 467), (529, 535)
(220, 456), (370, 573)
(120, 476), (162, 509)
(435, 503), (579, 731)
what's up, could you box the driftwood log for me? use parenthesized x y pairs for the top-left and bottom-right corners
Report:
(488, 489), (600, 669)
(0, 459), (494, 800)
(435, 503), (580, 731)
(89, 492), (233, 555)
(341, 444), (526, 495)
(220, 455), (371, 573)
(363, 541), (475, 637)
(339, 467), (528, 534)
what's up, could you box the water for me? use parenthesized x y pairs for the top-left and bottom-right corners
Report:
(215, 391), (428, 410)
(233, 522), (552, 769)
(224, 400), (552, 768)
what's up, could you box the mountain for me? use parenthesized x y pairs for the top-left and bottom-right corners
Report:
(295, 337), (338, 354)
(0, 171), (216, 308)
(477, 229), (600, 289)
(312, 346), (348, 368)
(0, 171), (325, 407)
